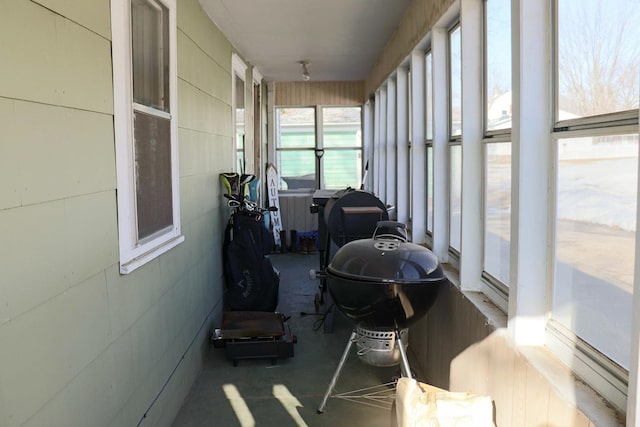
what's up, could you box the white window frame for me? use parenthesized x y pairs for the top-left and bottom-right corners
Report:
(274, 105), (317, 191)
(274, 105), (364, 192)
(409, 49), (427, 245)
(377, 87), (388, 200)
(319, 105), (364, 191)
(232, 54), (248, 172)
(395, 67), (410, 227)
(111, 0), (183, 274)
(548, 0), (640, 410)
(425, 50), (434, 241)
(252, 67), (264, 192)
(481, 0), (513, 311)
(448, 22), (463, 263)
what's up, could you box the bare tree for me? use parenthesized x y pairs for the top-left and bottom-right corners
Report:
(559, 0), (640, 117)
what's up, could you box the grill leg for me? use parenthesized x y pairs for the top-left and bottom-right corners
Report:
(395, 329), (412, 378)
(317, 329), (357, 413)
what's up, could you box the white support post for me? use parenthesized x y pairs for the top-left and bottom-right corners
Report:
(243, 66), (254, 175)
(410, 50), (426, 244)
(373, 90), (381, 196)
(396, 67), (410, 226)
(431, 28), (450, 261)
(409, 50), (427, 243)
(266, 82), (277, 166)
(508, 0), (552, 345)
(458, 0), (484, 291)
(386, 77), (397, 213)
(362, 100), (374, 192)
(378, 86), (388, 201)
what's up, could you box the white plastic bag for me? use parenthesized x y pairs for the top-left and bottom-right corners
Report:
(395, 378), (494, 427)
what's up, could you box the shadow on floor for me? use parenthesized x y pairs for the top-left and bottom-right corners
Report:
(171, 252), (399, 427)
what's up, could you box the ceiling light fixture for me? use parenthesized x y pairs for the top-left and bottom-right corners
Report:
(300, 61), (310, 81)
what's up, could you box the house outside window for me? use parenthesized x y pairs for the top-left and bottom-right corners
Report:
(322, 107), (363, 189)
(276, 106), (362, 191)
(111, 0), (183, 273)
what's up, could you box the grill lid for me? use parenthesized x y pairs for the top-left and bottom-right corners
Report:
(326, 221), (443, 283)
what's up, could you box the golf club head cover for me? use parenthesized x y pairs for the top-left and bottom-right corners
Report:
(220, 172), (240, 198)
(239, 174), (256, 200)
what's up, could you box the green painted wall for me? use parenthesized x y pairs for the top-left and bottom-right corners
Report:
(0, 0), (234, 425)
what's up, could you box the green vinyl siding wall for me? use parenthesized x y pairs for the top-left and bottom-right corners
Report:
(0, 0), (234, 425)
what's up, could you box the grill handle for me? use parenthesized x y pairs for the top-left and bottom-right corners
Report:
(373, 221), (407, 242)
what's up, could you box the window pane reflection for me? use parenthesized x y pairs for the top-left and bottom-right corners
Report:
(131, 0), (169, 111)
(553, 134), (638, 368)
(484, 143), (511, 284)
(450, 145), (462, 251)
(425, 53), (434, 140)
(427, 146), (434, 233)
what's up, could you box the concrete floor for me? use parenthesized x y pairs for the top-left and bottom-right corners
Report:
(171, 252), (400, 427)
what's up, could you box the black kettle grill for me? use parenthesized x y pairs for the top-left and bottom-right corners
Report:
(326, 223), (444, 329)
(317, 221), (447, 414)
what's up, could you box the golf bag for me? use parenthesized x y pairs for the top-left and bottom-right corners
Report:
(222, 210), (280, 312)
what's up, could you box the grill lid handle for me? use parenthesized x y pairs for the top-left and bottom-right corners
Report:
(373, 221), (407, 242)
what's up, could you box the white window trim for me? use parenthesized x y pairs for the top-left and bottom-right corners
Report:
(252, 68), (263, 86)
(373, 90), (381, 196)
(385, 77), (397, 208)
(232, 53), (248, 173)
(410, 50), (427, 244)
(111, 0), (183, 274)
(431, 27), (451, 262)
(395, 67), (410, 227)
(273, 106), (317, 192)
(252, 66), (263, 158)
(378, 86), (388, 200)
(274, 105), (364, 192)
(363, 100), (374, 192)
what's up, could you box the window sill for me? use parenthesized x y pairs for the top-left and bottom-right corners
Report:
(279, 190), (315, 196)
(440, 263), (625, 425)
(119, 234), (185, 274)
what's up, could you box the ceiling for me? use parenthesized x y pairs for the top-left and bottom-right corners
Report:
(199, 0), (412, 82)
